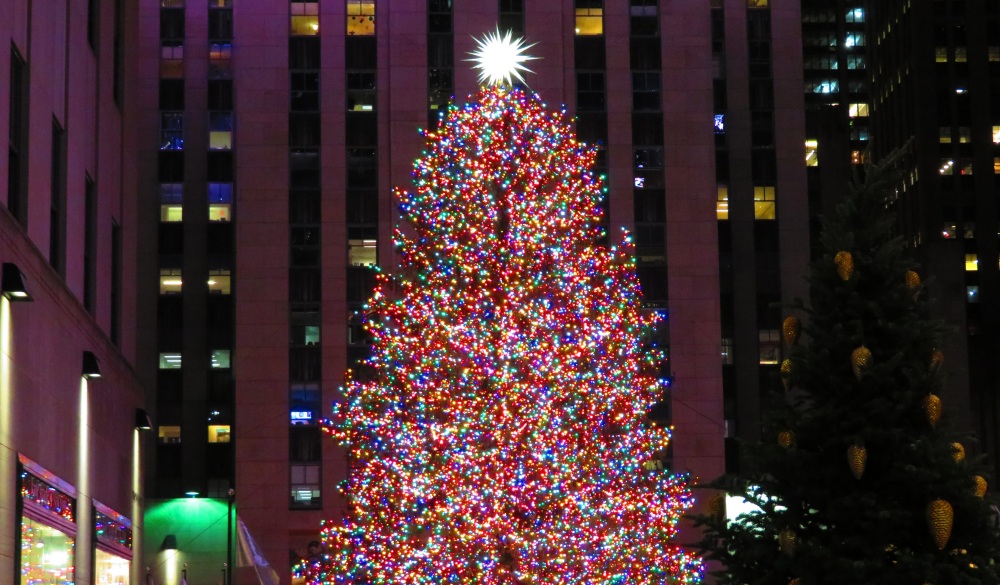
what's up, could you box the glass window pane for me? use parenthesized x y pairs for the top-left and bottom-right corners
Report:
(20, 517), (75, 585)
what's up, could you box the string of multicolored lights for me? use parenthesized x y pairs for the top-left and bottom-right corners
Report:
(302, 85), (702, 584)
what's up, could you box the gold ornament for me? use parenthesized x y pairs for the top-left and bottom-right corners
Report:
(923, 394), (942, 428)
(778, 431), (795, 448)
(930, 349), (944, 372)
(906, 270), (921, 288)
(835, 251), (854, 280)
(847, 444), (867, 480)
(952, 442), (966, 462)
(851, 346), (871, 380)
(778, 528), (797, 557)
(973, 476), (988, 498)
(780, 358), (793, 390)
(782, 316), (801, 347)
(926, 499), (954, 550)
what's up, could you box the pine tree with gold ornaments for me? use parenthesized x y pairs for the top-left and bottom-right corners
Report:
(696, 154), (1000, 584)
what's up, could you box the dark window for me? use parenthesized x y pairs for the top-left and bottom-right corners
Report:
(208, 80), (233, 110)
(575, 37), (606, 69)
(291, 72), (319, 111)
(632, 71), (661, 111)
(113, 0), (123, 104)
(290, 190), (320, 224)
(427, 35), (454, 68)
(158, 152), (184, 182)
(8, 47), (27, 223)
(289, 37), (321, 69)
(290, 113), (321, 147)
(428, 0), (452, 34)
(630, 0), (658, 36)
(84, 178), (97, 313)
(577, 72), (606, 111)
(290, 150), (320, 189)
(111, 221), (121, 345)
(160, 79), (185, 110)
(634, 189), (666, 222)
(345, 37), (377, 69)
(160, 9), (185, 40)
(346, 112), (377, 146)
(499, 0), (524, 36)
(632, 114), (663, 145)
(630, 37), (661, 69)
(207, 151), (234, 182)
(208, 9), (233, 40)
(88, 0), (99, 50)
(50, 120), (66, 274)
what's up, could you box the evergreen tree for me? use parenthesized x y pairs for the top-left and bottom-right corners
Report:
(697, 155), (1000, 584)
(302, 83), (702, 585)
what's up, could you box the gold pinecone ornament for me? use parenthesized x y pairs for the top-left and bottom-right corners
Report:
(952, 442), (966, 462)
(778, 529), (797, 557)
(923, 394), (943, 428)
(906, 270), (921, 288)
(926, 499), (954, 550)
(851, 346), (872, 380)
(973, 475), (988, 498)
(778, 431), (795, 448)
(847, 444), (867, 480)
(835, 251), (854, 281)
(782, 316), (801, 347)
(930, 349), (945, 372)
(780, 358), (793, 390)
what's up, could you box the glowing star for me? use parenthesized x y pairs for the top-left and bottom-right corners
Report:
(467, 29), (538, 87)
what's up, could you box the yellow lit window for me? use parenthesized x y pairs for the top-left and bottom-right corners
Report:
(575, 7), (603, 35)
(935, 47), (947, 63)
(992, 126), (1000, 144)
(349, 238), (378, 266)
(965, 254), (978, 271)
(209, 112), (233, 150)
(994, 157), (1000, 174)
(716, 185), (729, 220)
(759, 330), (780, 365)
(990, 47), (1000, 62)
(805, 139), (819, 166)
(159, 426), (181, 444)
(347, 1), (375, 36)
(208, 425), (231, 443)
(209, 183), (233, 221)
(753, 186), (775, 220)
(209, 269), (231, 294)
(747, 0), (768, 6)
(160, 183), (183, 222)
(939, 127), (951, 144)
(954, 48), (967, 63)
(160, 268), (182, 294)
(291, 3), (319, 35)
(851, 150), (864, 165)
(958, 127), (971, 144)
(848, 103), (869, 117)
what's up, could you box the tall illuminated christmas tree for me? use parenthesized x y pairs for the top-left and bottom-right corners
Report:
(304, 32), (702, 585)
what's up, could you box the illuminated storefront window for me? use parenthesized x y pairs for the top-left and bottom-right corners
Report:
(19, 463), (77, 585)
(94, 505), (132, 585)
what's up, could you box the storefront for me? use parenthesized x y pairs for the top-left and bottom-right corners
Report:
(18, 457), (77, 585)
(94, 504), (132, 585)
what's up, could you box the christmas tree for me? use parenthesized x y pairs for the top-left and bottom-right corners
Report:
(697, 154), (1000, 584)
(301, 33), (702, 585)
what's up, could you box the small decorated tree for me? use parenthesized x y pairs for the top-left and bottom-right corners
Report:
(698, 154), (1000, 585)
(302, 33), (703, 585)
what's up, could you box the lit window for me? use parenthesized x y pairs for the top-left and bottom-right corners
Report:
(958, 127), (971, 144)
(209, 269), (231, 294)
(347, 1), (375, 36)
(753, 186), (775, 220)
(160, 42), (184, 78)
(759, 330), (779, 365)
(347, 71), (376, 111)
(851, 150), (864, 165)
(964, 223), (975, 238)
(990, 47), (1000, 62)
(290, 463), (321, 507)
(160, 112), (184, 150)
(209, 112), (233, 150)
(805, 140), (818, 167)
(954, 47), (967, 63)
(965, 254), (978, 271)
(575, 1), (603, 35)
(716, 185), (729, 220)
(959, 160), (973, 175)
(935, 47), (947, 63)
(939, 159), (954, 175)
(714, 114), (725, 133)
(845, 8), (864, 22)
(939, 127), (951, 144)
(941, 224), (956, 239)
(992, 126), (1000, 144)
(209, 182), (233, 221)
(291, 3), (319, 35)
(159, 425), (182, 444)
(349, 238), (377, 266)
(968, 286), (979, 303)
(160, 183), (183, 222)
(211, 349), (231, 369)
(848, 103), (868, 117)
(721, 338), (733, 364)
(844, 33), (864, 47)
(208, 425), (231, 443)
(160, 268), (183, 294)
(994, 157), (1000, 174)
(159, 352), (182, 369)
(161, 0), (183, 6)
(747, 0), (768, 7)
(209, 43), (232, 78)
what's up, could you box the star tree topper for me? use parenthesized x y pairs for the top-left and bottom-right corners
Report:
(467, 29), (538, 86)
